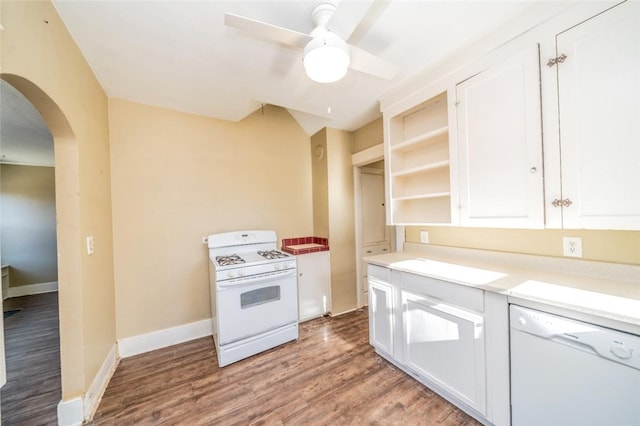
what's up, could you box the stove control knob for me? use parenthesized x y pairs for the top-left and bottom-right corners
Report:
(275, 262), (282, 270)
(228, 270), (236, 278)
(238, 269), (245, 277)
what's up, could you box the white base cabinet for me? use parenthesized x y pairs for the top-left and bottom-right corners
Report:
(367, 265), (394, 357)
(368, 264), (510, 426)
(296, 251), (330, 322)
(402, 291), (486, 414)
(361, 243), (391, 303)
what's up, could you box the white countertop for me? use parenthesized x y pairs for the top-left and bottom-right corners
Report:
(364, 243), (640, 331)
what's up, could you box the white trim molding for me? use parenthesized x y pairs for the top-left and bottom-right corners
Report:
(351, 143), (384, 167)
(84, 344), (118, 421)
(7, 281), (58, 298)
(56, 344), (118, 425)
(117, 318), (212, 358)
(57, 397), (83, 426)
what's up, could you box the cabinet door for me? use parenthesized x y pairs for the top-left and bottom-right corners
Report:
(297, 252), (330, 321)
(361, 171), (387, 245)
(556, 1), (640, 230)
(402, 290), (486, 414)
(456, 45), (544, 228)
(368, 278), (394, 356)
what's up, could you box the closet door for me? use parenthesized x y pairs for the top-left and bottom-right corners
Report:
(555, 1), (640, 230)
(361, 170), (387, 245)
(456, 45), (544, 228)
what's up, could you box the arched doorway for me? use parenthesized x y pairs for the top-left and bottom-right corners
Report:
(0, 74), (83, 423)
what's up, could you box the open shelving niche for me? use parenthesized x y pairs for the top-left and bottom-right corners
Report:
(386, 92), (453, 225)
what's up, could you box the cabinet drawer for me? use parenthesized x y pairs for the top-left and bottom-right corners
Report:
(363, 244), (391, 256)
(401, 271), (484, 313)
(368, 264), (391, 283)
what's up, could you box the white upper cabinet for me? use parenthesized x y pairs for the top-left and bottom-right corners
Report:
(381, 1), (638, 230)
(550, 1), (640, 230)
(456, 45), (544, 228)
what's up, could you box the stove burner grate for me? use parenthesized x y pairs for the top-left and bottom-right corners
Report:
(258, 250), (289, 260)
(216, 254), (245, 266)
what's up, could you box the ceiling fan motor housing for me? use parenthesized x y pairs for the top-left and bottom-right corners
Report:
(303, 3), (351, 83)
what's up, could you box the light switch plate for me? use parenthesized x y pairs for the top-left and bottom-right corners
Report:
(86, 236), (94, 255)
(420, 231), (429, 244)
(562, 237), (582, 258)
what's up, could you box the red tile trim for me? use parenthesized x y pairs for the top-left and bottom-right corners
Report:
(281, 235), (330, 255)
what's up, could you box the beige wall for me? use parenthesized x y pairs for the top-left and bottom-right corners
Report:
(311, 129), (329, 237)
(1, 0), (116, 401)
(352, 117), (383, 153)
(109, 99), (313, 339)
(326, 128), (357, 314)
(406, 227), (640, 265)
(0, 165), (58, 287)
(311, 128), (357, 315)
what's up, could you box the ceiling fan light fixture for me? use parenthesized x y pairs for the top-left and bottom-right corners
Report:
(303, 30), (350, 84)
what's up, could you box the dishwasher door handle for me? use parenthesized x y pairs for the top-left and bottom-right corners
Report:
(548, 333), (599, 356)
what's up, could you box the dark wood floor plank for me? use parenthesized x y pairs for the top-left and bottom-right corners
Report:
(0, 295), (482, 425)
(1, 292), (61, 426)
(91, 309), (481, 425)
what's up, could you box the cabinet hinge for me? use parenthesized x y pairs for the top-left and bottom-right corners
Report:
(546, 54), (567, 67)
(552, 198), (572, 208)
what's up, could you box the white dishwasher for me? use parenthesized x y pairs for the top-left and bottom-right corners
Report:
(510, 305), (640, 426)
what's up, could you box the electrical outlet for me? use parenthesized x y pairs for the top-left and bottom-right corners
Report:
(562, 237), (582, 258)
(420, 231), (429, 244)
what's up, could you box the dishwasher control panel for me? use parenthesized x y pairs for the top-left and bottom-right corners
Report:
(510, 305), (640, 370)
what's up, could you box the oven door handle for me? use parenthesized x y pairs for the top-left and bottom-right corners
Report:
(217, 269), (296, 288)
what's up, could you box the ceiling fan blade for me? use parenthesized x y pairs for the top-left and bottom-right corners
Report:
(326, 0), (374, 41)
(347, 0), (391, 45)
(348, 44), (398, 80)
(224, 12), (311, 49)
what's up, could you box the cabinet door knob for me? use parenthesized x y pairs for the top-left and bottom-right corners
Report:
(530, 167), (537, 173)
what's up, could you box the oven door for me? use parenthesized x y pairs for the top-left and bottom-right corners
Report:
(216, 269), (298, 345)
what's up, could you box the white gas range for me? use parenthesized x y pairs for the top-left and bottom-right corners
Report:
(207, 230), (298, 367)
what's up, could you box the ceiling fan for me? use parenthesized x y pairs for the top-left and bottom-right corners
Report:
(224, 2), (398, 83)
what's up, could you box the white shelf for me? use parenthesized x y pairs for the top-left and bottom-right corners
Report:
(391, 126), (449, 152)
(392, 160), (450, 177)
(393, 192), (451, 201)
(386, 91), (452, 225)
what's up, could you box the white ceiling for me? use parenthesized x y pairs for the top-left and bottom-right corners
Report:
(2, 0), (572, 166)
(0, 80), (54, 167)
(50, 0), (541, 135)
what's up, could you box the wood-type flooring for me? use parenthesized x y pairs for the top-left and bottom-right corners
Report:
(1, 292), (61, 425)
(91, 309), (480, 425)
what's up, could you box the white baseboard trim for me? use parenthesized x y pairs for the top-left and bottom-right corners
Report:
(57, 397), (83, 426)
(118, 318), (212, 358)
(84, 343), (118, 421)
(56, 344), (119, 425)
(7, 281), (58, 298)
